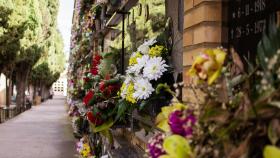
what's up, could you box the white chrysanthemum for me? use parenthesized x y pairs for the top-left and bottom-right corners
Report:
(133, 78), (154, 100)
(137, 38), (157, 54)
(143, 57), (168, 81)
(126, 55), (150, 74)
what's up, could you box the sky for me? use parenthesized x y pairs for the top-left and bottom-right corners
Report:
(57, 0), (75, 59)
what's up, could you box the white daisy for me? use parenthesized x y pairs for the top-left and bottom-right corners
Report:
(133, 78), (154, 100)
(137, 38), (157, 54)
(126, 55), (149, 74)
(143, 57), (168, 81)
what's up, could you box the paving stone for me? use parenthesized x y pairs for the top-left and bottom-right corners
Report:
(0, 96), (77, 158)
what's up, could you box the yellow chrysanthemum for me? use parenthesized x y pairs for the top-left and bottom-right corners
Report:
(188, 48), (226, 85)
(81, 143), (91, 157)
(129, 52), (142, 66)
(149, 45), (167, 57)
(126, 83), (136, 103)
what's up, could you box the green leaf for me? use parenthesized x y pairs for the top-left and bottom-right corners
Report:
(115, 99), (129, 121)
(163, 135), (192, 158)
(263, 145), (280, 158)
(90, 119), (114, 133)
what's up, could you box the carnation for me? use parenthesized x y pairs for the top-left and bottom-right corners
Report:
(168, 110), (196, 138)
(147, 133), (166, 158)
(143, 57), (168, 81)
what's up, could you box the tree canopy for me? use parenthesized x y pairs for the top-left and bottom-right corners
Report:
(0, 0), (65, 106)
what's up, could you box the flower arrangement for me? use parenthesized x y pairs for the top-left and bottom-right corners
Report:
(149, 24), (280, 158)
(76, 137), (95, 158)
(120, 38), (171, 104)
(147, 100), (195, 158)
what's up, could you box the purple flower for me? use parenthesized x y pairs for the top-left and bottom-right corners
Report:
(168, 110), (196, 138)
(147, 133), (166, 158)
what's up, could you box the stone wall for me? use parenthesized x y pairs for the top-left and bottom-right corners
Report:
(183, 0), (226, 104)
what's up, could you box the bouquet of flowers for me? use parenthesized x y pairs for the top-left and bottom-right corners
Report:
(81, 52), (122, 134)
(119, 38), (173, 110)
(76, 136), (95, 158)
(147, 101), (196, 158)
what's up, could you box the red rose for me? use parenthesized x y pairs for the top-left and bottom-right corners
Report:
(92, 54), (102, 66)
(87, 111), (103, 126)
(83, 90), (94, 106)
(90, 67), (98, 75)
(83, 77), (90, 82)
(99, 81), (106, 92)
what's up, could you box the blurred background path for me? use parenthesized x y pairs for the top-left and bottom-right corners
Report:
(0, 96), (76, 158)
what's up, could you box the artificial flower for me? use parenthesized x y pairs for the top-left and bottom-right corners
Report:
(169, 110), (196, 138)
(92, 54), (102, 66)
(76, 138), (93, 158)
(83, 90), (94, 106)
(143, 57), (168, 81)
(127, 55), (149, 75)
(83, 77), (90, 83)
(87, 111), (103, 126)
(147, 133), (166, 158)
(137, 38), (157, 54)
(91, 67), (98, 75)
(149, 45), (167, 57)
(129, 52), (142, 66)
(156, 103), (186, 132)
(133, 78), (154, 100)
(161, 135), (192, 158)
(188, 48), (226, 85)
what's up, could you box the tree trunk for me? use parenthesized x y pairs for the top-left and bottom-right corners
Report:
(6, 77), (9, 107)
(33, 84), (36, 101)
(5, 68), (13, 107)
(15, 65), (30, 107)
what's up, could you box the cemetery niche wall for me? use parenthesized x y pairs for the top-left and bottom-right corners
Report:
(228, 0), (280, 57)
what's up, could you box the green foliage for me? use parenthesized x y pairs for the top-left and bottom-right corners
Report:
(111, 0), (166, 52)
(0, 5), (26, 72)
(31, 62), (60, 87)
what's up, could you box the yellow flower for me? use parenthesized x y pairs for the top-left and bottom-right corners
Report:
(188, 48), (226, 85)
(149, 45), (167, 57)
(156, 103), (186, 132)
(126, 83), (136, 103)
(81, 143), (91, 157)
(129, 52), (142, 65)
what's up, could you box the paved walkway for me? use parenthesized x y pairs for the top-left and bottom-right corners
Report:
(0, 96), (77, 158)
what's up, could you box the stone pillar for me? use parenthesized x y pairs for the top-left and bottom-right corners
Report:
(182, 0), (226, 104)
